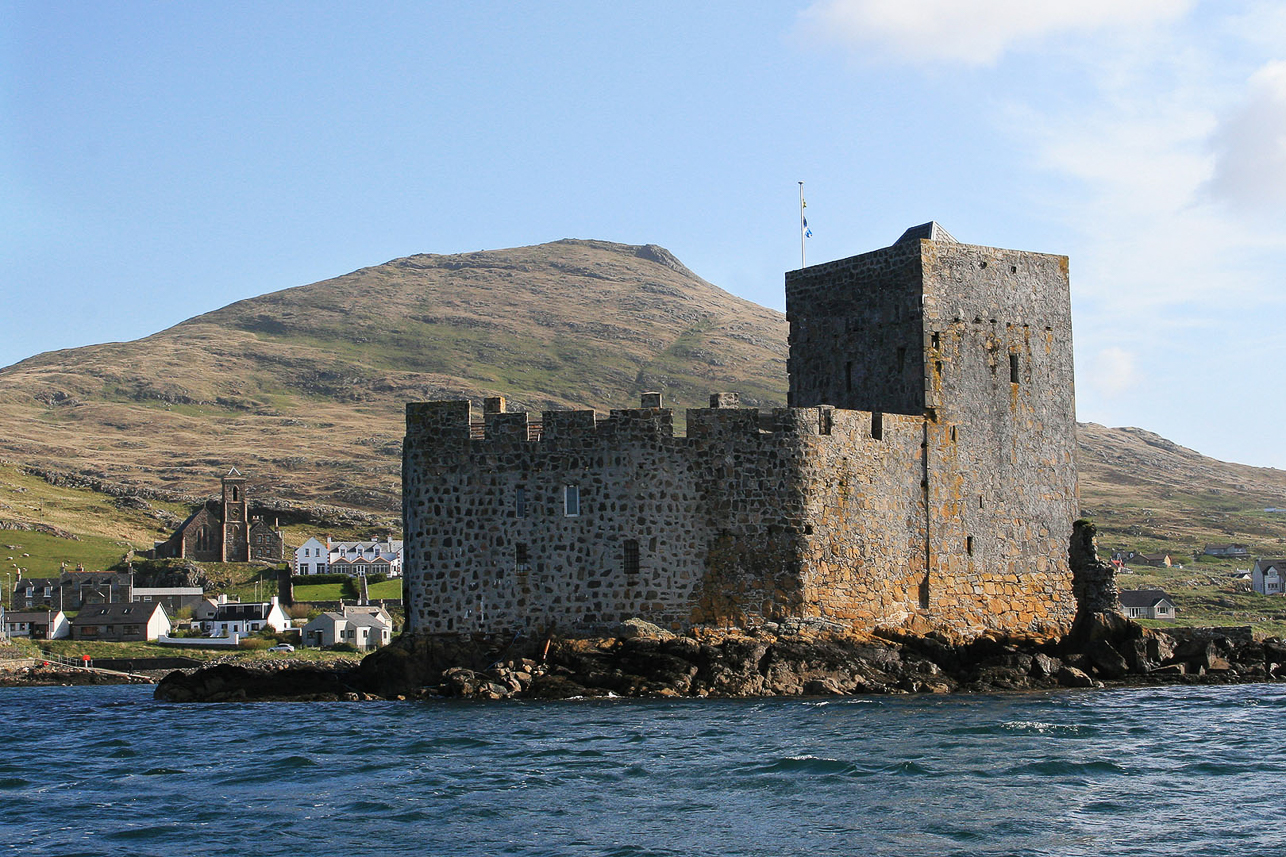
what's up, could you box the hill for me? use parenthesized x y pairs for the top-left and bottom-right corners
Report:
(1, 237), (1285, 577)
(0, 239), (787, 513)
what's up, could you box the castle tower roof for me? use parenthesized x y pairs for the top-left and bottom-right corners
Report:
(894, 221), (957, 245)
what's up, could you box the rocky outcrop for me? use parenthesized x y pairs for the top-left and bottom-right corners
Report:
(153, 663), (372, 702)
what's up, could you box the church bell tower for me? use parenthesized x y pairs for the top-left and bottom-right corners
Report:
(221, 467), (249, 562)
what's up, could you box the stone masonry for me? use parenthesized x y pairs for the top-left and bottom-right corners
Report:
(402, 224), (1080, 641)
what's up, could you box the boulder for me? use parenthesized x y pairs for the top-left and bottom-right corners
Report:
(1057, 666), (1095, 688)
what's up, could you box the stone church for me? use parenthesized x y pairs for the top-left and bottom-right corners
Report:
(154, 468), (284, 563)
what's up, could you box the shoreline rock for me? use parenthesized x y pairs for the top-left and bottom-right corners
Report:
(152, 617), (1286, 703)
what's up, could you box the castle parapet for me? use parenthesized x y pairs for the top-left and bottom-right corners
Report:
(406, 401), (472, 444)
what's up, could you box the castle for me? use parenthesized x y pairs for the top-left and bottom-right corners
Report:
(401, 224), (1080, 640)
(154, 468), (284, 563)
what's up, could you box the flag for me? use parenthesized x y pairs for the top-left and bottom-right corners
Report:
(804, 216), (813, 239)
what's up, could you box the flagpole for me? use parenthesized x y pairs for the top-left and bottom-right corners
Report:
(798, 181), (806, 268)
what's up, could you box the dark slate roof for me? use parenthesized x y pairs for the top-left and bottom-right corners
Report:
(1119, 589), (1174, 609)
(16, 577), (57, 591)
(70, 602), (166, 625)
(894, 221), (958, 245)
(4, 611), (59, 623)
(212, 603), (271, 621)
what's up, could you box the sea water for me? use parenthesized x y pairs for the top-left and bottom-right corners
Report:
(3, 683), (1285, 856)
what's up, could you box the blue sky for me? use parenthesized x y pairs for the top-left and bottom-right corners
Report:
(4, 1), (1285, 468)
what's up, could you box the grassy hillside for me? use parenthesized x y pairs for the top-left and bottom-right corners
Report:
(0, 240), (787, 512)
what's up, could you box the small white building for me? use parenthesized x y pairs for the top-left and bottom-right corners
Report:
(1252, 559), (1286, 595)
(294, 537), (403, 577)
(302, 605), (393, 650)
(1118, 589), (1176, 620)
(199, 597), (291, 637)
(3, 609), (70, 640)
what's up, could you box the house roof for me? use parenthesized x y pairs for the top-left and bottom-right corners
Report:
(1119, 589), (1174, 609)
(1204, 543), (1247, 551)
(211, 603), (274, 621)
(895, 221), (958, 245)
(70, 602), (166, 625)
(15, 577), (57, 590)
(4, 610), (61, 623)
(1255, 559), (1286, 572)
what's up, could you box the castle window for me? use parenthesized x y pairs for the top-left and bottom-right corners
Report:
(966, 536), (975, 556)
(1010, 353), (1020, 384)
(564, 486), (580, 517)
(623, 539), (640, 579)
(897, 347), (906, 370)
(516, 486), (526, 519)
(516, 543), (529, 571)
(231, 487), (239, 502)
(931, 331), (940, 350)
(950, 426), (958, 443)
(871, 411), (883, 440)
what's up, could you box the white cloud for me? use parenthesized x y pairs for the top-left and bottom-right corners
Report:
(1087, 346), (1140, 397)
(796, 0), (1191, 66)
(1204, 60), (1286, 210)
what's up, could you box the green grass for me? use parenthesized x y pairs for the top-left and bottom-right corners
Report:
(368, 579), (402, 599)
(0, 529), (138, 579)
(291, 582), (348, 602)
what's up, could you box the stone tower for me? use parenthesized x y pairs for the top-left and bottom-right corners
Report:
(785, 222), (1078, 624)
(221, 467), (249, 562)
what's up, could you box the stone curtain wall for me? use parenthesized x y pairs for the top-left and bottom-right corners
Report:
(404, 401), (710, 635)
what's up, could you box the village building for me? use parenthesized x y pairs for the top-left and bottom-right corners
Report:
(401, 224), (1082, 640)
(153, 468), (284, 563)
(70, 602), (171, 642)
(1252, 559), (1286, 595)
(2, 609), (70, 640)
(1203, 544), (1250, 559)
(1118, 589), (1176, 620)
(293, 537), (404, 577)
(198, 597), (290, 638)
(12, 571), (132, 611)
(302, 605), (394, 650)
(130, 586), (205, 615)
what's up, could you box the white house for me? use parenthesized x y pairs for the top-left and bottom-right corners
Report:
(294, 537), (404, 577)
(302, 605), (393, 650)
(199, 597), (291, 637)
(3, 609), (70, 640)
(1252, 559), (1286, 595)
(1118, 589), (1176, 620)
(294, 537), (329, 575)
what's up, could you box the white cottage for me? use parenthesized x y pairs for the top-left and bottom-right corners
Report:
(200, 597), (291, 637)
(1252, 559), (1286, 595)
(302, 605), (393, 650)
